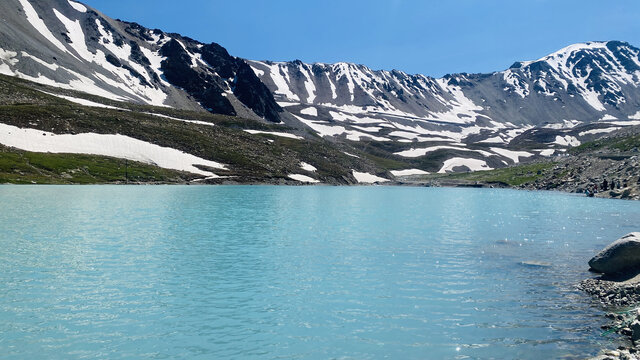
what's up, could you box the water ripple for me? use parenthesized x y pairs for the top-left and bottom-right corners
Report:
(0, 186), (638, 359)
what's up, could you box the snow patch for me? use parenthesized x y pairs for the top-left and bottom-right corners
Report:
(300, 162), (317, 172)
(608, 120), (640, 126)
(352, 171), (389, 183)
(298, 64), (317, 103)
(599, 114), (618, 121)
(394, 144), (497, 158)
(300, 107), (318, 117)
(0, 123), (226, 177)
(489, 148), (533, 163)
(478, 136), (506, 144)
(20, 51), (58, 71)
(264, 63), (299, 101)
(276, 101), (298, 107)
(53, 9), (93, 61)
(390, 169), (430, 177)
(243, 130), (303, 140)
(293, 115), (388, 141)
(554, 135), (581, 147)
(288, 174), (319, 183)
(503, 70), (529, 98)
(438, 158), (492, 173)
(395, 145), (466, 158)
(249, 65), (264, 77)
(18, 0), (75, 58)
(140, 47), (170, 87)
(578, 127), (621, 136)
(42, 91), (122, 110)
(0, 48), (18, 75)
(68, 0), (87, 12)
(143, 112), (217, 127)
(543, 120), (582, 129)
(0, 49), (19, 66)
(430, 77), (486, 124)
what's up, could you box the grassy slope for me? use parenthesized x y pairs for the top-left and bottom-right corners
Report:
(0, 145), (194, 184)
(430, 162), (557, 186)
(0, 74), (409, 184)
(570, 133), (640, 154)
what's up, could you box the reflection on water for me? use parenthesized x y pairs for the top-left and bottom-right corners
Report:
(0, 186), (639, 359)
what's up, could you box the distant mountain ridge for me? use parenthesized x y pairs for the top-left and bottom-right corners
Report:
(248, 41), (640, 144)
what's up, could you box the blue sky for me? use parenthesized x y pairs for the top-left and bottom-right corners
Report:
(82, 0), (640, 77)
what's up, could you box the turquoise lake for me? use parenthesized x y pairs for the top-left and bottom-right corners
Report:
(1, 185), (640, 359)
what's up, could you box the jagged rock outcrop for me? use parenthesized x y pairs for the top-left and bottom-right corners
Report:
(0, 0), (283, 121)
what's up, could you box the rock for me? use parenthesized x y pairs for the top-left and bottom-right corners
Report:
(519, 260), (552, 268)
(589, 233), (640, 274)
(631, 320), (640, 342)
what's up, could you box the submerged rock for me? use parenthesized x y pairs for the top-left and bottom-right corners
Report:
(589, 233), (640, 275)
(519, 260), (552, 268)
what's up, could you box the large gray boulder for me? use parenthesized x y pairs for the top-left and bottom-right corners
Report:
(589, 233), (640, 274)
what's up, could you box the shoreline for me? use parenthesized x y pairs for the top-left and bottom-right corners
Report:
(1, 179), (638, 201)
(579, 273), (640, 360)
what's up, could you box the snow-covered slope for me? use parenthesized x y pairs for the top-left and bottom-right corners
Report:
(248, 41), (640, 147)
(0, 0), (283, 122)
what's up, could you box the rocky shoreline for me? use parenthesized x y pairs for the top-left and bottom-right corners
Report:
(578, 233), (640, 359)
(579, 276), (640, 360)
(411, 154), (640, 201)
(514, 155), (640, 201)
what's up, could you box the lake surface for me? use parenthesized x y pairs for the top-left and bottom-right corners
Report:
(1, 186), (639, 359)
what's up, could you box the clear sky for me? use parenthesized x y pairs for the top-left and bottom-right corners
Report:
(81, 0), (640, 77)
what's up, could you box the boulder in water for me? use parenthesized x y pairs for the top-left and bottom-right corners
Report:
(589, 233), (640, 274)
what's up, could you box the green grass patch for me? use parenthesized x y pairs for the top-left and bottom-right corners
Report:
(570, 133), (640, 154)
(436, 162), (557, 186)
(0, 146), (194, 184)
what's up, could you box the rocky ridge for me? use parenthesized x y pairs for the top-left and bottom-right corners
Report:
(248, 41), (640, 146)
(0, 0), (283, 122)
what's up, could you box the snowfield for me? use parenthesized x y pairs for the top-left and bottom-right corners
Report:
(243, 130), (303, 140)
(390, 169), (430, 177)
(0, 123), (227, 177)
(300, 162), (317, 172)
(438, 158), (492, 173)
(352, 171), (389, 183)
(489, 148), (534, 163)
(578, 127), (621, 136)
(287, 174), (320, 183)
(68, 0), (87, 13)
(42, 91), (123, 110)
(554, 135), (581, 147)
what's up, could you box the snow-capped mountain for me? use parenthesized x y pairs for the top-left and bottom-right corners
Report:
(248, 41), (640, 145)
(0, 0), (283, 122)
(0, 0), (639, 177)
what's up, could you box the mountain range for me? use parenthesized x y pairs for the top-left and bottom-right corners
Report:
(0, 0), (639, 183)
